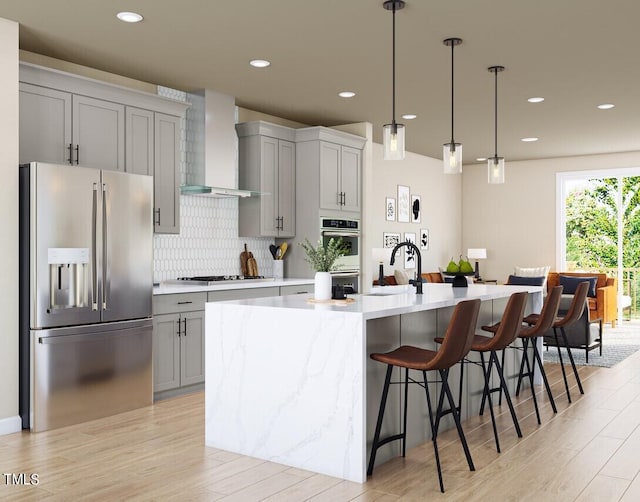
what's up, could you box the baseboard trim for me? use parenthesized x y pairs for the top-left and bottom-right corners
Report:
(0, 415), (22, 436)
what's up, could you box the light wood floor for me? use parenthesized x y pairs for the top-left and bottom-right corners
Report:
(3, 348), (640, 501)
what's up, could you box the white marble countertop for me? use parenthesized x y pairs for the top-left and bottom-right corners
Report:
(213, 283), (543, 320)
(153, 277), (314, 295)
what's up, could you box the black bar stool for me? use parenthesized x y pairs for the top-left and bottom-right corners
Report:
(441, 291), (529, 453)
(515, 286), (564, 424)
(367, 298), (481, 493)
(521, 280), (588, 402)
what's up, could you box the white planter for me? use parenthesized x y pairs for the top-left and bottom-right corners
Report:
(314, 271), (332, 301)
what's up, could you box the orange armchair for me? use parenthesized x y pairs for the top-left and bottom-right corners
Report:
(546, 272), (617, 327)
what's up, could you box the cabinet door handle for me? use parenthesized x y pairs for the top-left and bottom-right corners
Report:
(154, 208), (161, 226)
(341, 192), (346, 206)
(337, 192), (341, 205)
(67, 144), (73, 165)
(279, 216), (284, 230)
(74, 144), (80, 165)
(182, 317), (187, 337)
(177, 301), (193, 305)
(176, 319), (181, 337)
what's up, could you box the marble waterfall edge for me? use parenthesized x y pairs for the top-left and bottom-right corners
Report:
(205, 302), (366, 482)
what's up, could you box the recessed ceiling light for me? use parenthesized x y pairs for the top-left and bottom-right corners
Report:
(527, 97), (545, 103)
(597, 103), (615, 109)
(116, 11), (143, 23)
(402, 114), (417, 120)
(249, 59), (271, 68)
(521, 137), (539, 142)
(338, 91), (356, 98)
(476, 157), (487, 162)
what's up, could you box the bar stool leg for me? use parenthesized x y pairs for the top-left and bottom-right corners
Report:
(492, 351), (522, 438)
(521, 338), (541, 424)
(479, 351), (495, 416)
(367, 364), (393, 476)
(422, 370), (444, 493)
(553, 327), (572, 403)
(516, 338), (530, 396)
(440, 368), (475, 472)
(402, 368), (409, 457)
(480, 352), (501, 453)
(531, 339), (557, 414)
(560, 326), (584, 395)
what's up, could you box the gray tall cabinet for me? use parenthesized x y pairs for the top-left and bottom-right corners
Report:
(19, 63), (187, 234)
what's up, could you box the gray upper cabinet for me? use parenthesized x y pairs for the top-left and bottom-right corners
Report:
(126, 107), (181, 234)
(296, 127), (366, 217)
(153, 113), (181, 234)
(19, 62), (188, 234)
(19, 83), (71, 165)
(125, 107), (154, 176)
(319, 142), (361, 213)
(237, 121), (296, 237)
(72, 94), (125, 171)
(19, 84), (125, 171)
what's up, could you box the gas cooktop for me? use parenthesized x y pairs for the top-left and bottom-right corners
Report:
(166, 275), (273, 286)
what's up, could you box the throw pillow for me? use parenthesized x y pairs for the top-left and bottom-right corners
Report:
(559, 275), (597, 297)
(514, 265), (550, 277)
(507, 275), (545, 286)
(394, 269), (409, 285)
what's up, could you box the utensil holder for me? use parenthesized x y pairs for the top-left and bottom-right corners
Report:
(273, 260), (283, 279)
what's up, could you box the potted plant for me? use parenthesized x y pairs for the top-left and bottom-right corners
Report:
(299, 237), (347, 300)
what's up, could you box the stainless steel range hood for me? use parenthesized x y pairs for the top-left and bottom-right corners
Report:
(180, 89), (256, 198)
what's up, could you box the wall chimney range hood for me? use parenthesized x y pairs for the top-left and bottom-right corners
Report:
(180, 89), (256, 198)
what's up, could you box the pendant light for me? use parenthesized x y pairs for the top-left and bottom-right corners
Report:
(487, 65), (505, 184)
(443, 37), (463, 174)
(382, 0), (405, 160)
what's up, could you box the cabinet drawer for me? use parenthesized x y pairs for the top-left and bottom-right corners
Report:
(207, 287), (280, 302)
(280, 284), (314, 296)
(153, 292), (207, 315)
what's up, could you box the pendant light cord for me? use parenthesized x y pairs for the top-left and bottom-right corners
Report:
(392, 2), (397, 128)
(494, 67), (498, 158)
(450, 42), (455, 144)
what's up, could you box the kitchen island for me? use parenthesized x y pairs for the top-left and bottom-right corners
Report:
(205, 284), (542, 483)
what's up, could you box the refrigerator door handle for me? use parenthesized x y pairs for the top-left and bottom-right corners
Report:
(92, 183), (99, 311)
(102, 183), (108, 310)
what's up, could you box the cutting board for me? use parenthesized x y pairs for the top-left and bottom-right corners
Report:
(240, 244), (250, 276)
(241, 243), (258, 276)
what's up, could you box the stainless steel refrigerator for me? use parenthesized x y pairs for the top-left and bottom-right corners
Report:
(19, 162), (154, 431)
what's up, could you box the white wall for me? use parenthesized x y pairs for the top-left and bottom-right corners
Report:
(365, 144), (462, 287)
(0, 18), (19, 433)
(462, 151), (640, 282)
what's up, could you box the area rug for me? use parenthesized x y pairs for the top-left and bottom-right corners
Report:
(542, 321), (640, 368)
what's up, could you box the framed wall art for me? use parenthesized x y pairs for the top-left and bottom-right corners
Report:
(404, 232), (416, 269)
(385, 197), (396, 221)
(383, 232), (401, 249)
(420, 228), (429, 250)
(397, 185), (410, 222)
(411, 195), (421, 223)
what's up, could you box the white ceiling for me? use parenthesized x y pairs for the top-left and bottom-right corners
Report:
(3, 0), (640, 163)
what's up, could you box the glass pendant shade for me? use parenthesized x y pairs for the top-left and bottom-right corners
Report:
(487, 156), (505, 184)
(443, 142), (462, 174)
(383, 123), (405, 160)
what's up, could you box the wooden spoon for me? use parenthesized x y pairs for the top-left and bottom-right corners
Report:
(279, 242), (288, 259)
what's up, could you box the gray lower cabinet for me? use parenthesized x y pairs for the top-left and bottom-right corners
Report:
(280, 284), (314, 295)
(153, 293), (206, 394)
